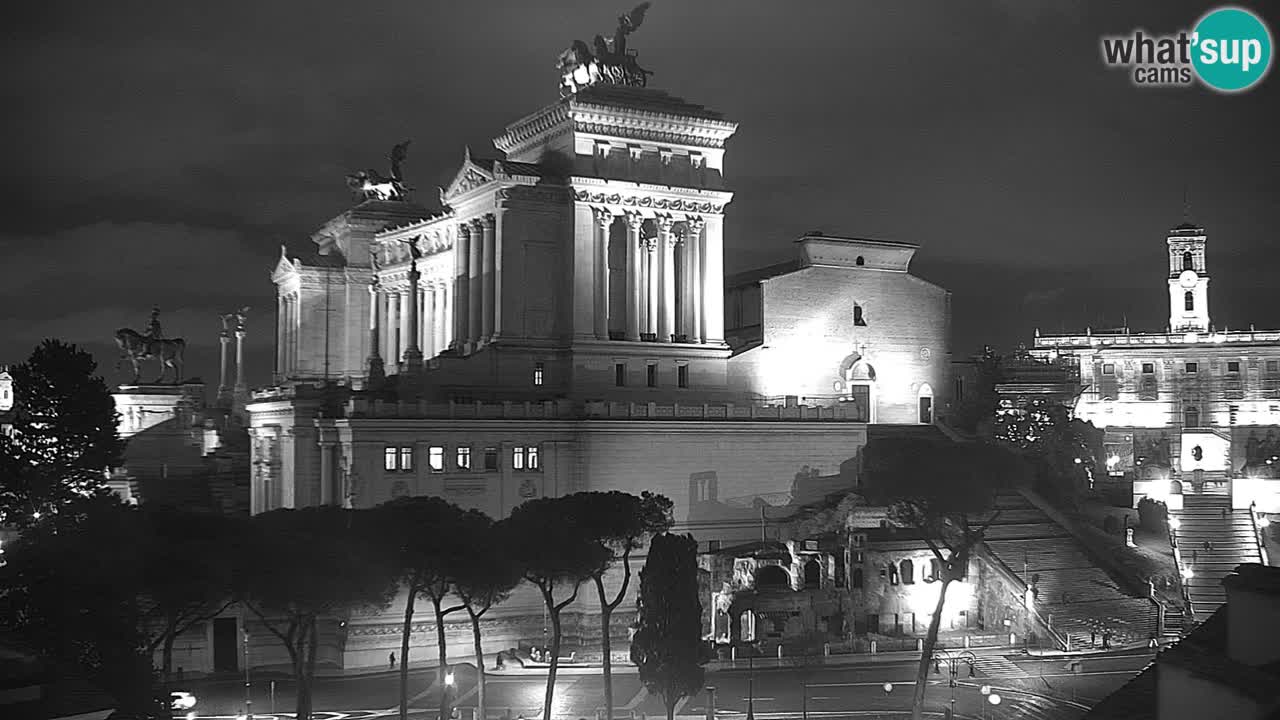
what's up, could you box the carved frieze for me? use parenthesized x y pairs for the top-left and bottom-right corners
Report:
(573, 190), (724, 214)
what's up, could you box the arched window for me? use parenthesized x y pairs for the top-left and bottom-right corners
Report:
(1183, 251), (1194, 271)
(852, 567), (864, 589)
(888, 566), (899, 585)
(856, 256), (865, 266)
(1170, 480), (1183, 495)
(1185, 291), (1194, 311)
(853, 305), (867, 327)
(1184, 406), (1200, 429)
(900, 559), (915, 585)
(755, 565), (789, 590)
(803, 558), (821, 588)
(925, 558), (941, 583)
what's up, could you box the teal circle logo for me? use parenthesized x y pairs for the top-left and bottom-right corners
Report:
(1192, 7), (1273, 92)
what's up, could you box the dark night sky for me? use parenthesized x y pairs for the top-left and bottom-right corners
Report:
(3, 1), (1277, 389)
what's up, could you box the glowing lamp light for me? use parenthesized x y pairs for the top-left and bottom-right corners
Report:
(1260, 517), (1271, 528)
(1107, 455), (1121, 468)
(1182, 567), (1195, 580)
(445, 671), (456, 686)
(186, 713), (196, 720)
(980, 685), (991, 696)
(1169, 517), (1181, 531)
(988, 693), (1002, 706)
(883, 682), (893, 694)
(32, 511), (41, 520)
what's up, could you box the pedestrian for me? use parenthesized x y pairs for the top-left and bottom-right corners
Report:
(390, 651), (396, 669)
(1203, 540), (1211, 552)
(1192, 549), (1198, 563)
(1222, 507), (1228, 520)
(1102, 632), (1111, 650)
(1090, 630), (1097, 646)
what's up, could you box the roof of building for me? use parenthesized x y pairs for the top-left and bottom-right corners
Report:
(570, 85), (729, 122)
(1172, 221), (1204, 232)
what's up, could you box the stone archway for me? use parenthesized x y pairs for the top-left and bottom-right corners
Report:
(756, 564), (790, 590)
(917, 382), (935, 424)
(837, 352), (876, 422)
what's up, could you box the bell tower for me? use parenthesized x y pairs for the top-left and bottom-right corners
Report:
(1167, 222), (1210, 333)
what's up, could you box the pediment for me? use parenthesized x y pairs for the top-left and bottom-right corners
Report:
(442, 151), (496, 202)
(271, 247), (299, 283)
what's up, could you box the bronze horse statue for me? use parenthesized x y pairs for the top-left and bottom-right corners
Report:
(114, 328), (186, 384)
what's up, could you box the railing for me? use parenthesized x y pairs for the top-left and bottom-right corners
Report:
(1250, 501), (1270, 566)
(1169, 515), (1196, 620)
(583, 400), (866, 421)
(978, 544), (1069, 651)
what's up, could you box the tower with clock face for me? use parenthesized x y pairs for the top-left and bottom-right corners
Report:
(1167, 222), (1210, 333)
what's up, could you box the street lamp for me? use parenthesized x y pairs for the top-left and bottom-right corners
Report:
(443, 666), (457, 720)
(979, 685), (991, 720)
(746, 655), (755, 720)
(242, 628), (252, 720)
(704, 685), (716, 720)
(933, 649), (976, 718)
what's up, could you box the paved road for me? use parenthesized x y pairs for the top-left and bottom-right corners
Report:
(184, 649), (1153, 720)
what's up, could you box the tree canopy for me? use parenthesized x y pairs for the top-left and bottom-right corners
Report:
(631, 533), (706, 720)
(0, 339), (124, 526)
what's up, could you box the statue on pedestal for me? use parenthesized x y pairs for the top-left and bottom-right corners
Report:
(115, 307), (186, 384)
(558, 3), (654, 96)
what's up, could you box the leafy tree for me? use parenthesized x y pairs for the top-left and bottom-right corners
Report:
(0, 494), (157, 710)
(369, 496), (478, 720)
(995, 397), (1101, 503)
(566, 491), (673, 720)
(950, 346), (1002, 434)
(0, 339), (124, 527)
(861, 437), (1026, 720)
(137, 506), (240, 685)
(506, 496), (610, 720)
(631, 533), (706, 720)
(454, 513), (522, 720)
(240, 507), (397, 720)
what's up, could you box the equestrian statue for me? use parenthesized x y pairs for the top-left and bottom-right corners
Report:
(114, 307), (186, 384)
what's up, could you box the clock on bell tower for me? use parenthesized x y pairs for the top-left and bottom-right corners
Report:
(1166, 222), (1210, 333)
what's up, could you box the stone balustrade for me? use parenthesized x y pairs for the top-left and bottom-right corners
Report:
(333, 397), (868, 422)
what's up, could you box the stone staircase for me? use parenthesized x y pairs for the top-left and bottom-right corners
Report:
(1173, 493), (1263, 620)
(982, 492), (1160, 649)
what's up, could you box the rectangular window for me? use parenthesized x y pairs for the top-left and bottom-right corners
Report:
(1269, 360), (1279, 373)
(615, 363), (626, 387)
(533, 362), (544, 386)
(677, 364), (689, 388)
(1102, 363), (1115, 375)
(513, 445), (539, 471)
(1186, 362), (1198, 374)
(513, 446), (524, 471)
(456, 446), (471, 470)
(1227, 360), (1241, 373)
(647, 363), (657, 388)
(527, 444), (539, 470)
(384, 447), (398, 472)
(428, 446), (445, 472)
(1142, 362), (1155, 374)
(484, 446), (499, 471)
(398, 447), (413, 472)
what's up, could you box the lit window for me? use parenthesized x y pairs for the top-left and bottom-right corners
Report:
(1142, 362), (1155, 374)
(677, 364), (689, 389)
(456, 446), (471, 470)
(1227, 360), (1241, 373)
(513, 446), (524, 470)
(398, 447), (413, 472)
(1186, 362), (1198, 374)
(900, 559), (915, 585)
(646, 364), (657, 387)
(1102, 363), (1115, 375)
(384, 447), (398, 472)
(615, 363), (626, 387)
(428, 446), (445, 472)
(527, 444), (539, 470)
(484, 447), (499, 471)
(1185, 291), (1194, 312)
(533, 362), (544, 386)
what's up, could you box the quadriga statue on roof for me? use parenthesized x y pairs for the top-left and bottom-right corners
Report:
(558, 2), (654, 96)
(346, 140), (412, 201)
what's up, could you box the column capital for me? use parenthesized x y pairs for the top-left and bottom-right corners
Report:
(625, 212), (645, 231)
(642, 236), (659, 253)
(593, 207), (615, 229)
(686, 215), (706, 233)
(656, 215), (677, 233)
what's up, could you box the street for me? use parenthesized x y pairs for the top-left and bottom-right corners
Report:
(183, 648), (1153, 720)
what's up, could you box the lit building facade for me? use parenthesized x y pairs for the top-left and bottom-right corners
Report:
(245, 74), (952, 669)
(1031, 223), (1280, 512)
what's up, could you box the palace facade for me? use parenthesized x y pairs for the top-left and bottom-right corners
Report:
(238, 75), (957, 671)
(1030, 222), (1280, 513)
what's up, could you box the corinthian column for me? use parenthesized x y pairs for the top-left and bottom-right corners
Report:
(234, 318), (247, 392)
(657, 216), (676, 342)
(453, 224), (469, 350)
(645, 238), (659, 338)
(688, 217), (706, 344)
(594, 208), (613, 340)
(387, 291), (400, 366)
(469, 219), (483, 348)
(702, 215), (725, 344)
(481, 214), (496, 342)
(403, 255), (423, 375)
(367, 282), (384, 385)
(625, 213), (642, 342)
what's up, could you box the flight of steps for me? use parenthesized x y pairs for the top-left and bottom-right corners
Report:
(1173, 493), (1264, 620)
(982, 492), (1160, 649)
